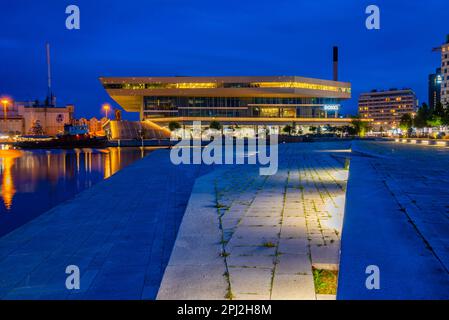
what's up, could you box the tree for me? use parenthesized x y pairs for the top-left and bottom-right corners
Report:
(414, 103), (431, 128)
(209, 120), (222, 131)
(351, 116), (370, 137)
(282, 125), (293, 135)
(324, 125), (337, 134)
(399, 113), (413, 136)
(427, 115), (443, 128)
(168, 121), (181, 131)
(345, 125), (357, 136)
(434, 101), (445, 117)
(431, 102), (447, 126)
(437, 102), (449, 126)
(29, 120), (45, 135)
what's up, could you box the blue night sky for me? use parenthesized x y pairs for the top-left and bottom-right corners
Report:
(1, 0), (448, 120)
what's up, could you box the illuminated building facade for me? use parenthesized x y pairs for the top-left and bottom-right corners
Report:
(442, 39), (449, 106)
(0, 101), (74, 136)
(358, 89), (418, 131)
(429, 68), (442, 110)
(434, 35), (449, 106)
(75, 117), (108, 136)
(100, 76), (353, 127)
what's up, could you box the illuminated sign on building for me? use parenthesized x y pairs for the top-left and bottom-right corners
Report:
(323, 104), (340, 111)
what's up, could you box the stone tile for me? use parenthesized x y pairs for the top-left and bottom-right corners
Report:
(275, 254), (312, 275)
(278, 238), (309, 255)
(228, 245), (276, 257)
(232, 226), (281, 240)
(227, 236), (278, 248)
(229, 268), (272, 296)
(280, 226), (308, 239)
(168, 235), (223, 266)
(271, 274), (316, 300)
(239, 217), (281, 227)
(157, 265), (227, 300)
(228, 254), (275, 268)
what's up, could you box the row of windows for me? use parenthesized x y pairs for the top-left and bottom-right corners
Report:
(144, 105), (331, 119)
(104, 82), (351, 93)
(359, 97), (415, 102)
(144, 96), (339, 110)
(359, 106), (415, 112)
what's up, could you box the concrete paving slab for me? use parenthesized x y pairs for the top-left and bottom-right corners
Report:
(271, 274), (316, 300)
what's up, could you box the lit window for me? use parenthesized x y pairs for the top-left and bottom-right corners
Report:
(251, 82), (351, 93)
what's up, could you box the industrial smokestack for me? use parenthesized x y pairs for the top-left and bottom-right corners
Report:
(333, 46), (338, 81)
(46, 43), (54, 106)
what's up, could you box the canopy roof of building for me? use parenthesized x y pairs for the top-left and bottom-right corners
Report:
(100, 76), (351, 112)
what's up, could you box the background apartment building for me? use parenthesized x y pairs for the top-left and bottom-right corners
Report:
(429, 68), (442, 110)
(441, 42), (449, 106)
(0, 100), (74, 136)
(358, 89), (418, 131)
(75, 117), (108, 136)
(434, 35), (449, 106)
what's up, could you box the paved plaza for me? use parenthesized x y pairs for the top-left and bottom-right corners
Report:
(158, 142), (350, 300)
(0, 149), (213, 299)
(339, 141), (449, 299)
(1, 140), (449, 299)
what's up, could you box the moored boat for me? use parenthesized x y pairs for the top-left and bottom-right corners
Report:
(13, 125), (109, 149)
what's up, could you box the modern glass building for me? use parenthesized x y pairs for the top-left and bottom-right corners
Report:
(100, 76), (352, 126)
(429, 68), (442, 110)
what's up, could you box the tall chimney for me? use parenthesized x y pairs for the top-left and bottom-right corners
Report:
(333, 46), (338, 81)
(46, 43), (54, 106)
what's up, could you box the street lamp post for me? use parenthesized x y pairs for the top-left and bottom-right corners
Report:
(102, 103), (111, 120)
(1, 98), (10, 122)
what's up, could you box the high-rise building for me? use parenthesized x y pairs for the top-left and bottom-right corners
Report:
(428, 68), (442, 110)
(358, 89), (418, 131)
(434, 35), (449, 106)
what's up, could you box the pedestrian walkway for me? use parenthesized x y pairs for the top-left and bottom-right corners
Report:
(338, 141), (449, 299)
(0, 149), (212, 299)
(158, 142), (350, 300)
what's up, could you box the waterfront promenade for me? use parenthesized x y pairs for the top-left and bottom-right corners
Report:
(0, 149), (213, 299)
(158, 142), (350, 300)
(338, 141), (449, 299)
(1, 140), (449, 299)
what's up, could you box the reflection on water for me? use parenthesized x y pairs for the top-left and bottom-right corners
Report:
(0, 145), (156, 237)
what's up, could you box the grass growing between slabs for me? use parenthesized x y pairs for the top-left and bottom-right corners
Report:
(312, 268), (338, 295)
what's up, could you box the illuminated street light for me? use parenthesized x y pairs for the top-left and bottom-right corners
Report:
(102, 103), (111, 120)
(1, 98), (12, 122)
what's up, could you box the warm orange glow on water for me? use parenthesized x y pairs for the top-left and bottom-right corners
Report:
(1, 157), (17, 210)
(103, 147), (123, 179)
(0, 146), (157, 236)
(0, 148), (21, 210)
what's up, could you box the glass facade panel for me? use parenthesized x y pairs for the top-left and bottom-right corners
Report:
(104, 82), (351, 93)
(142, 96), (340, 119)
